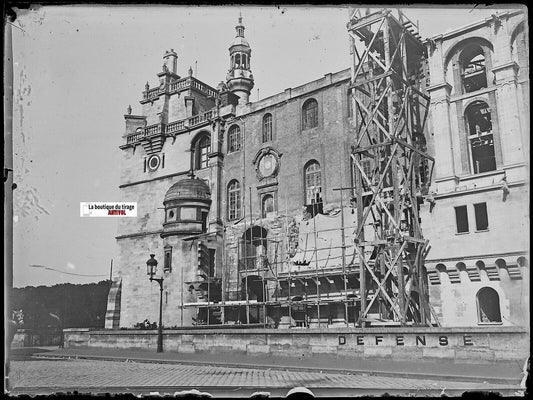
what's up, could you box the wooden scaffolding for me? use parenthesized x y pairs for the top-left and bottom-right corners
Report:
(347, 8), (438, 326)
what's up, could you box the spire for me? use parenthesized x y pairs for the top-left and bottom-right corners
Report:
(236, 12), (244, 37)
(226, 14), (254, 106)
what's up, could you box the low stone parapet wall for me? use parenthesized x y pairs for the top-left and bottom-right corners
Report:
(63, 326), (529, 363)
(12, 329), (63, 347)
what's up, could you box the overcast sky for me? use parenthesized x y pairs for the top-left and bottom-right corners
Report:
(10, 4), (522, 288)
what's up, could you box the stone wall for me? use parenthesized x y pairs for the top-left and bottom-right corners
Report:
(223, 76), (354, 222)
(63, 326), (529, 363)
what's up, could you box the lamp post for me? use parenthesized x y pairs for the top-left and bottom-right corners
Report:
(146, 254), (164, 353)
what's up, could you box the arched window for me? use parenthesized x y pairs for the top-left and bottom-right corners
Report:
(262, 114), (273, 143)
(234, 53), (241, 68)
(192, 134), (211, 170)
(227, 180), (241, 221)
(261, 194), (274, 218)
(228, 125), (241, 153)
(477, 287), (501, 323)
(241, 226), (268, 272)
(304, 160), (322, 206)
(460, 45), (488, 93)
(302, 99), (318, 130)
(465, 101), (496, 174)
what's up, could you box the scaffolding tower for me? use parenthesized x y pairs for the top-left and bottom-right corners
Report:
(347, 8), (438, 326)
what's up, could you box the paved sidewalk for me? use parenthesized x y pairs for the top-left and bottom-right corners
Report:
(8, 358), (521, 397)
(16, 346), (524, 385)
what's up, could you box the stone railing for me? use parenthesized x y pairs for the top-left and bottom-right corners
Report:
(190, 78), (217, 98)
(126, 130), (147, 144)
(169, 77), (217, 98)
(166, 120), (185, 134)
(125, 124), (159, 144)
(187, 110), (213, 127)
(125, 110), (214, 144)
(143, 87), (161, 101)
(169, 78), (190, 92)
(142, 77), (217, 103)
(145, 124), (161, 136)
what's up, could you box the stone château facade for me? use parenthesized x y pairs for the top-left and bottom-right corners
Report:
(105, 10), (529, 330)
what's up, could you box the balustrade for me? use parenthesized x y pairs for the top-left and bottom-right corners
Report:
(166, 120), (185, 133)
(126, 110), (213, 144)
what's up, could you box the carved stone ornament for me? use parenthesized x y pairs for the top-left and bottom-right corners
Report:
(252, 147), (282, 181)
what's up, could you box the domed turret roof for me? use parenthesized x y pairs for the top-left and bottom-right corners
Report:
(164, 178), (211, 203)
(231, 36), (250, 48)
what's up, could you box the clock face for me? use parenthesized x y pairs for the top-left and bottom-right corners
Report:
(258, 153), (278, 178)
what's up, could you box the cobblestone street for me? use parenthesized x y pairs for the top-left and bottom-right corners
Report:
(9, 358), (519, 397)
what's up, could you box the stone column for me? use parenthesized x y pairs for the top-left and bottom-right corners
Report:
(427, 82), (456, 189)
(492, 62), (524, 165)
(209, 117), (225, 233)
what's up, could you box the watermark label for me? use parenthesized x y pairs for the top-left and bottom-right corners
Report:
(80, 202), (137, 217)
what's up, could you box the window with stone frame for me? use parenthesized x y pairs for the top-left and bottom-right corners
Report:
(228, 125), (241, 153)
(476, 287), (501, 323)
(164, 246), (172, 273)
(473, 202), (489, 231)
(454, 205), (469, 234)
(261, 193), (275, 218)
(193, 134), (211, 170)
(302, 99), (319, 130)
(465, 101), (496, 174)
(227, 180), (241, 221)
(262, 113), (273, 143)
(304, 160), (322, 206)
(460, 45), (488, 93)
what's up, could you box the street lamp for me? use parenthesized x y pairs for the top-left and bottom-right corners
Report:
(146, 254), (164, 353)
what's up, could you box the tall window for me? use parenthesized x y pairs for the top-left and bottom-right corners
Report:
(477, 287), (501, 323)
(465, 101), (496, 174)
(261, 194), (274, 218)
(302, 99), (318, 130)
(460, 45), (487, 93)
(262, 114), (273, 143)
(164, 246), (172, 273)
(454, 205), (469, 233)
(227, 180), (241, 221)
(304, 161), (322, 205)
(474, 202), (488, 231)
(228, 125), (241, 153)
(194, 135), (211, 170)
(241, 226), (268, 272)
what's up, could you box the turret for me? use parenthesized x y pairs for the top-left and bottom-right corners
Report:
(161, 177), (212, 238)
(163, 48), (178, 76)
(226, 15), (254, 106)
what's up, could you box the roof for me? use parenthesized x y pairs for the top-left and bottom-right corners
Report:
(164, 178), (211, 203)
(231, 36), (250, 48)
